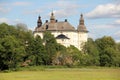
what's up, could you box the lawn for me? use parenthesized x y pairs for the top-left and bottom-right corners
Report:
(0, 68), (120, 80)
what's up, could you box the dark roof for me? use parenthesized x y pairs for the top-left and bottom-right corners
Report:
(56, 34), (69, 39)
(35, 21), (75, 31)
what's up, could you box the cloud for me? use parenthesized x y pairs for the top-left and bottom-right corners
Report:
(86, 3), (120, 19)
(53, 8), (78, 18)
(0, 2), (11, 14)
(0, 18), (9, 23)
(0, 7), (11, 14)
(49, 1), (80, 18)
(12, 2), (31, 6)
(24, 8), (43, 15)
(113, 31), (120, 42)
(114, 19), (120, 24)
(0, 18), (23, 25)
(0, 1), (31, 14)
(114, 31), (120, 37)
(24, 0), (83, 18)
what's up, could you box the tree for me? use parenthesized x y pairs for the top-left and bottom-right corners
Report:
(43, 31), (58, 65)
(95, 36), (118, 66)
(27, 36), (46, 66)
(83, 38), (100, 66)
(16, 23), (28, 31)
(0, 36), (25, 70)
(52, 44), (67, 65)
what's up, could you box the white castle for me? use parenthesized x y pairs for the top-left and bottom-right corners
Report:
(33, 12), (88, 50)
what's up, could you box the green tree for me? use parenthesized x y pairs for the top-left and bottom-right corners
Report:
(95, 36), (118, 66)
(0, 36), (25, 70)
(83, 38), (100, 66)
(52, 44), (67, 65)
(27, 36), (45, 66)
(43, 31), (57, 65)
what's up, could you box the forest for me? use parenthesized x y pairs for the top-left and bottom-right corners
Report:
(0, 23), (120, 71)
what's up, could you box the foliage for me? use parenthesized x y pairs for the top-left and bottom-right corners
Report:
(95, 36), (120, 67)
(0, 23), (120, 71)
(27, 35), (46, 66)
(0, 23), (32, 70)
(0, 36), (25, 70)
(43, 31), (58, 65)
(83, 38), (100, 66)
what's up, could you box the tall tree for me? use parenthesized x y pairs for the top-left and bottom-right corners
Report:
(0, 36), (25, 70)
(43, 31), (57, 65)
(27, 36), (45, 66)
(83, 38), (100, 66)
(95, 36), (118, 66)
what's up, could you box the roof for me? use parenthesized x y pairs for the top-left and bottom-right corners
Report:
(77, 25), (88, 32)
(77, 14), (88, 32)
(35, 21), (75, 32)
(56, 34), (69, 39)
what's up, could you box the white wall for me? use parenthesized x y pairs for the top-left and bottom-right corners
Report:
(34, 31), (88, 51)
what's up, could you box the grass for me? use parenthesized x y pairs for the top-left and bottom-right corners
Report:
(0, 67), (120, 80)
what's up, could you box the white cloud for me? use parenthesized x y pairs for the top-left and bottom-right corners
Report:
(114, 31), (120, 37)
(53, 8), (78, 18)
(24, 8), (43, 15)
(24, 0), (82, 18)
(0, 18), (9, 23)
(12, 2), (31, 6)
(113, 31), (120, 42)
(114, 19), (120, 24)
(0, 3), (11, 13)
(0, 1), (31, 14)
(0, 18), (23, 25)
(0, 7), (11, 13)
(86, 3), (120, 18)
(49, 1), (80, 18)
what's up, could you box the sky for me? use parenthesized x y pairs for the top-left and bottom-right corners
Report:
(0, 0), (120, 42)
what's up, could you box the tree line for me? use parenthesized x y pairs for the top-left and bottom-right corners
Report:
(0, 23), (120, 70)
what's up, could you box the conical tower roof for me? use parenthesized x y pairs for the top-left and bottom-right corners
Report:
(50, 12), (55, 23)
(77, 14), (88, 32)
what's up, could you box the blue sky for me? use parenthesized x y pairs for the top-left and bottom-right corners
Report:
(0, 0), (120, 42)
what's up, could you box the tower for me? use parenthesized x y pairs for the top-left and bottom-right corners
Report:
(77, 14), (88, 50)
(50, 12), (55, 23)
(37, 16), (42, 27)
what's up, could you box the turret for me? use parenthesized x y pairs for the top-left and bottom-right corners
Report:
(77, 14), (88, 50)
(50, 12), (55, 23)
(77, 14), (88, 32)
(37, 16), (42, 27)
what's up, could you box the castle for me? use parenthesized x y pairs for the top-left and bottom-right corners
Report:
(33, 12), (88, 50)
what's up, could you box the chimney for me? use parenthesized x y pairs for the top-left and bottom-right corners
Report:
(65, 19), (67, 22)
(46, 20), (48, 23)
(56, 20), (58, 22)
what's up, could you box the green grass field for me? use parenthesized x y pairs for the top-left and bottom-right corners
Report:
(0, 68), (120, 80)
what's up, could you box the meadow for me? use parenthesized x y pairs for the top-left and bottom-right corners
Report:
(0, 67), (120, 80)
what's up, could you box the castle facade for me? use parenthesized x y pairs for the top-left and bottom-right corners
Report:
(33, 12), (88, 50)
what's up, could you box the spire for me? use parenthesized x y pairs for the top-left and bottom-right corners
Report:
(50, 11), (55, 23)
(77, 14), (88, 32)
(80, 14), (84, 25)
(37, 15), (42, 27)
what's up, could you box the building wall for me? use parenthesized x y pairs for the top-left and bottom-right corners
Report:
(34, 31), (88, 50)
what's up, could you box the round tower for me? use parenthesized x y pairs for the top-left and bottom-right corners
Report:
(77, 14), (88, 50)
(50, 12), (55, 23)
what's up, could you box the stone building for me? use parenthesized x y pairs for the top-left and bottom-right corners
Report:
(33, 12), (88, 50)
